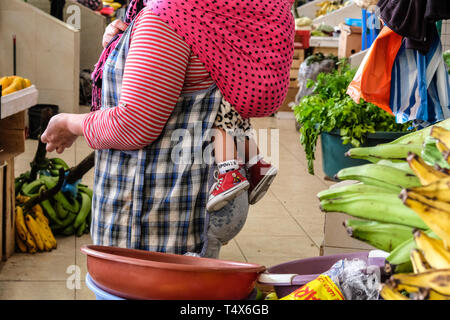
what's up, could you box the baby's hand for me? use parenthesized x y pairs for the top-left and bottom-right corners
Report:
(102, 19), (128, 48)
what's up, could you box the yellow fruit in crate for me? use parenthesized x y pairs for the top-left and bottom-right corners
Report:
(22, 78), (32, 88)
(2, 76), (23, 96)
(0, 76), (14, 89)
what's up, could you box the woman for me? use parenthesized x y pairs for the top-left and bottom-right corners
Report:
(41, 0), (295, 255)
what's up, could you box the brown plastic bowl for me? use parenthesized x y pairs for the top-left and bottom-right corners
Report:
(81, 245), (266, 300)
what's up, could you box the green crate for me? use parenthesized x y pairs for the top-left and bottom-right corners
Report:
(320, 130), (408, 179)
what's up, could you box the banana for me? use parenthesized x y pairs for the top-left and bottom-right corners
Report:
(413, 230), (450, 269)
(33, 204), (49, 225)
(406, 177), (450, 203)
(401, 193), (450, 248)
(436, 140), (450, 155)
(345, 144), (423, 162)
(410, 249), (432, 274)
(37, 222), (54, 252)
(344, 219), (415, 252)
(320, 193), (429, 229)
(430, 126), (450, 149)
(16, 194), (30, 204)
(380, 283), (410, 300)
(14, 206), (29, 242)
(317, 182), (395, 201)
(35, 217), (57, 249)
(335, 164), (421, 192)
(15, 206), (38, 252)
(386, 229), (437, 265)
(49, 157), (69, 170)
(406, 152), (449, 185)
(55, 201), (69, 219)
(390, 269), (450, 296)
(25, 214), (44, 251)
(422, 136), (450, 170)
(15, 232), (28, 253)
(385, 118), (450, 146)
(401, 189), (450, 213)
(393, 283), (450, 300)
(376, 159), (414, 175)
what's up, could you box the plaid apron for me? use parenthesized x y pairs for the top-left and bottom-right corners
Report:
(91, 21), (221, 254)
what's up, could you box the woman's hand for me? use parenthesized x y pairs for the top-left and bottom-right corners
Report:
(103, 19), (128, 48)
(41, 113), (86, 154)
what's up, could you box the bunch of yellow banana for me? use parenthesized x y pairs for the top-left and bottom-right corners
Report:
(380, 127), (450, 300)
(14, 195), (57, 254)
(315, 0), (347, 18)
(0, 75), (32, 96)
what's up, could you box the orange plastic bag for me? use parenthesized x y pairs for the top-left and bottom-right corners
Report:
(346, 26), (403, 115)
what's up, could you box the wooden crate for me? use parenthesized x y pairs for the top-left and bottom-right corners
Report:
(1, 157), (15, 261)
(0, 112), (25, 261)
(0, 166), (3, 260)
(0, 111), (26, 163)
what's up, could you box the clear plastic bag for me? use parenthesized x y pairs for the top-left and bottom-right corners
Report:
(326, 259), (381, 300)
(295, 58), (337, 105)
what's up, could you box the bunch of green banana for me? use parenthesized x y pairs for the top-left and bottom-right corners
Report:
(345, 118), (450, 163)
(344, 220), (415, 253)
(334, 163), (422, 192)
(15, 157), (93, 238)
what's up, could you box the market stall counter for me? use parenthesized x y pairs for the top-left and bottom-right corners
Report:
(0, 80), (38, 261)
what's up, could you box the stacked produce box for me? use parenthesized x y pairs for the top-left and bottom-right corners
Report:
(318, 119), (450, 299)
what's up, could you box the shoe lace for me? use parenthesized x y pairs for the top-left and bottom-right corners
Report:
(213, 170), (224, 191)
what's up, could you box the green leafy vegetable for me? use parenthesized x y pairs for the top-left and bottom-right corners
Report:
(444, 52), (450, 74)
(293, 61), (413, 175)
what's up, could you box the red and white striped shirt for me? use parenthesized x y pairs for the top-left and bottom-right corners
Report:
(83, 8), (214, 150)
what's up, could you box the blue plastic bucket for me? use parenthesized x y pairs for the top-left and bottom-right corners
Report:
(86, 273), (125, 300)
(86, 273), (259, 300)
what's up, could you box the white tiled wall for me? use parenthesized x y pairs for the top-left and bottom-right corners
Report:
(63, 1), (107, 71)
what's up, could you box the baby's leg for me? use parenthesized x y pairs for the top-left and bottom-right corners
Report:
(212, 126), (237, 164)
(244, 135), (264, 166)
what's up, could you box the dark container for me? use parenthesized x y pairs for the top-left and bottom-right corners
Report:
(320, 130), (408, 179)
(28, 104), (59, 140)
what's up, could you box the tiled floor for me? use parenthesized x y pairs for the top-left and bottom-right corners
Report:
(0, 112), (334, 300)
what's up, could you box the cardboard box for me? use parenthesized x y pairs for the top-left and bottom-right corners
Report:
(290, 68), (299, 80)
(291, 59), (302, 69)
(1, 157), (15, 261)
(293, 49), (305, 61)
(338, 25), (362, 58)
(278, 87), (299, 112)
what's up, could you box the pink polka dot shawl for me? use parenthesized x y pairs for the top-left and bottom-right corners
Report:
(149, 0), (295, 118)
